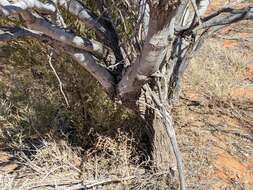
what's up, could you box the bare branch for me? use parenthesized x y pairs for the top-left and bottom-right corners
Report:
(57, 0), (106, 35)
(0, 26), (34, 42)
(57, 0), (123, 62)
(0, 0), (56, 17)
(167, 37), (191, 100)
(144, 85), (186, 190)
(199, 7), (253, 29)
(69, 50), (116, 97)
(190, 0), (203, 24)
(48, 51), (69, 106)
(1, 1), (109, 59)
(20, 12), (107, 58)
(175, 0), (212, 31)
(176, 6), (252, 34)
(0, 26), (115, 97)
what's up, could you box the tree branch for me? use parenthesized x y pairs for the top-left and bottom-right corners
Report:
(117, 5), (179, 99)
(19, 11), (108, 59)
(57, 0), (123, 62)
(199, 7), (253, 29)
(177, 6), (253, 33)
(0, 1), (109, 59)
(48, 51), (70, 106)
(0, 26), (115, 97)
(0, 26), (34, 42)
(57, 0), (107, 38)
(69, 50), (116, 97)
(0, 0), (56, 16)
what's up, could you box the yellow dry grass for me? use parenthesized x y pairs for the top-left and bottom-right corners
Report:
(184, 39), (251, 101)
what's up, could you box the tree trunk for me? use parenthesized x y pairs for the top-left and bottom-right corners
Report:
(129, 86), (184, 188)
(135, 89), (176, 171)
(150, 110), (176, 170)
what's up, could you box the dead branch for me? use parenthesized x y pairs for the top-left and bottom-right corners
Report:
(190, 0), (202, 24)
(199, 7), (253, 29)
(0, 0), (55, 16)
(25, 171), (171, 190)
(48, 51), (69, 107)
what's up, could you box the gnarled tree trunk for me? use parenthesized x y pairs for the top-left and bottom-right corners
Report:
(149, 110), (176, 170)
(127, 86), (181, 187)
(135, 89), (176, 170)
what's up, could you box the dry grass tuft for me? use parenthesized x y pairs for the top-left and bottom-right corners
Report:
(174, 30), (253, 189)
(184, 39), (250, 101)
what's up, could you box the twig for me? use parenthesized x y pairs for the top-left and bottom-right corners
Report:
(190, 0), (202, 25)
(208, 124), (253, 141)
(48, 52), (69, 107)
(27, 171), (171, 190)
(65, 176), (136, 190)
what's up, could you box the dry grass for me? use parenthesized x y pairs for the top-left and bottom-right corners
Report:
(0, 40), (172, 189)
(184, 39), (251, 101)
(0, 132), (171, 189)
(174, 28), (253, 189)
